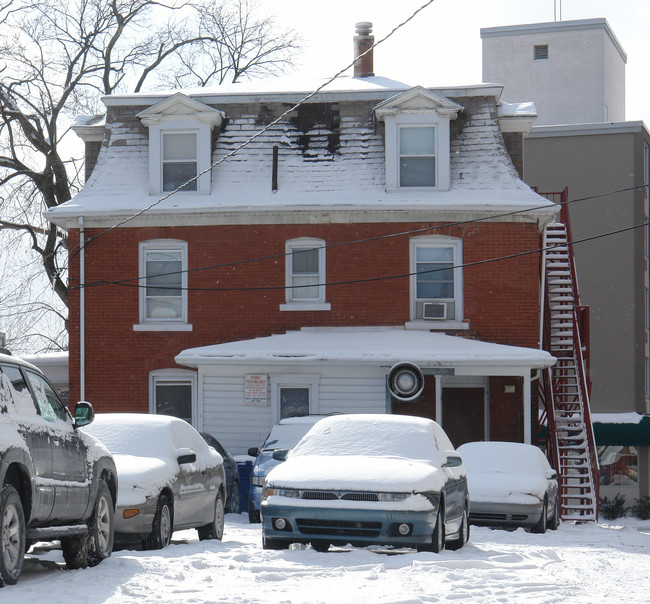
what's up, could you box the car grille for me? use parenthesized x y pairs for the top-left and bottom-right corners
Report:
(301, 490), (379, 502)
(296, 518), (382, 537)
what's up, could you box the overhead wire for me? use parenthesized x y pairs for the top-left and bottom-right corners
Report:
(72, 215), (650, 293)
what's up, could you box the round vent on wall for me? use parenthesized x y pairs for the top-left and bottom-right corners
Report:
(387, 362), (424, 402)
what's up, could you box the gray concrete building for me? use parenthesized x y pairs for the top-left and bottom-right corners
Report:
(481, 19), (650, 503)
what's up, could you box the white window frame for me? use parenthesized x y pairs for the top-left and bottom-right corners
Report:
(383, 113), (451, 191)
(270, 374), (320, 424)
(409, 236), (463, 324)
(280, 237), (331, 311)
(161, 130), (199, 192)
(134, 239), (192, 331)
(149, 368), (197, 427)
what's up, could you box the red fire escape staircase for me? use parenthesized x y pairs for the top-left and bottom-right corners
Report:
(538, 188), (599, 521)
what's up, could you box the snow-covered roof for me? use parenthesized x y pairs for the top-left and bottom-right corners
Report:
(175, 327), (555, 371)
(45, 75), (558, 229)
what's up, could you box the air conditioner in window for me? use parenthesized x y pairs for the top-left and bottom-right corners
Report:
(423, 302), (447, 320)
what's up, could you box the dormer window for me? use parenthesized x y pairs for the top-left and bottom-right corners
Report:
(399, 126), (436, 187)
(374, 87), (462, 192)
(138, 93), (223, 195)
(162, 132), (198, 192)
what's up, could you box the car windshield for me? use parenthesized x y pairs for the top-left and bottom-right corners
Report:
(261, 420), (321, 451)
(291, 415), (438, 460)
(85, 416), (173, 459)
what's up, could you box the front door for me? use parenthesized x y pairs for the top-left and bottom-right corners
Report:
(441, 386), (485, 448)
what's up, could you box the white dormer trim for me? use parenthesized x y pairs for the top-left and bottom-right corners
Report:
(375, 87), (462, 192)
(137, 93), (224, 195)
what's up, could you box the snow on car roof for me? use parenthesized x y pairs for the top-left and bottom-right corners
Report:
(457, 441), (551, 475)
(291, 414), (446, 459)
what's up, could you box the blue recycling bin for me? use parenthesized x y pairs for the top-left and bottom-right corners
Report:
(236, 460), (253, 513)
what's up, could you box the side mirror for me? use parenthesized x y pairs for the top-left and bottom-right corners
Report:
(547, 470), (558, 480)
(74, 401), (95, 428)
(177, 448), (197, 465)
(442, 453), (463, 468)
(248, 447), (260, 457)
(272, 449), (289, 462)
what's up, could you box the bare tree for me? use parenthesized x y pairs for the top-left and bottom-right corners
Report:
(0, 0), (299, 352)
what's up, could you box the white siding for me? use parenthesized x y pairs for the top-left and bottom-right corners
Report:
(199, 365), (387, 455)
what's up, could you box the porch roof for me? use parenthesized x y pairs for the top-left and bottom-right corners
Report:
(175, 327), (555, 374)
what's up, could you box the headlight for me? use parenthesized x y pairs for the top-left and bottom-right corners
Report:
(262, 487), (301, 501)
(251, 476), (265, 487)
(377, 492), (410, 502)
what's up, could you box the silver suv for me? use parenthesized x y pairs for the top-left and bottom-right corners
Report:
(0, 353), (117, 586)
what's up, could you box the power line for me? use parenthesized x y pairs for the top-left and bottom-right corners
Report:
(67, 183), (648, 289)
(71, 217), (650, 292)
(62, 0), (438, 270)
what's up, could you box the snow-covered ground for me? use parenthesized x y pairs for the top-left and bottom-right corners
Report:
(10, 513), (650, 603)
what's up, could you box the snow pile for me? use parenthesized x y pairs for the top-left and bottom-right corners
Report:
(11, 516), (650, 603)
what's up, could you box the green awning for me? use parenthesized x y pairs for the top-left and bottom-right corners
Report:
(592, 414), (650, 446)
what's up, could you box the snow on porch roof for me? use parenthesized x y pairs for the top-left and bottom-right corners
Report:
(175, 327), (555, 370)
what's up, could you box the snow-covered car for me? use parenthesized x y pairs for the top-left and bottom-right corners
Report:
(83, 414), (226, 549)
(0, 353), (117, 586)
(247, 415), (325, 523)
(261, 414), (469, 552)
(457, 441), (559, 533)
(201, 432), (241, 513)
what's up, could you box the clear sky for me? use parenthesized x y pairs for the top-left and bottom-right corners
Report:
(269, 0), (650, 125)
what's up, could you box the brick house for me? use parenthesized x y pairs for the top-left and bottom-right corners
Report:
(47, 23), (558, 457)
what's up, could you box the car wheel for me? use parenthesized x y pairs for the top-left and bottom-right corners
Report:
(311, 541), (330, 552)
(198, 492), (225, 541)
(548, 498), (560, 531)
(446, 504), (469, 551)
(88, 480), (115, 566)
(418, 506), (445, 553)
(531, 499), (548, 534)
(145, 494), (173, 550)
(248, 498), (261, 524)
(262, 536), (290, 550)
(227, 481), (241, 514)
(0, 485), (26, 586)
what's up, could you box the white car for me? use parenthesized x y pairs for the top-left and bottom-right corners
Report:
(261, 414), (469, 552)
(84, 414), (226, 549)
(457, 441), (559, 533)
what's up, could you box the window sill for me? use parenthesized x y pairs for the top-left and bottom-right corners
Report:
(404, 320), (469, 330)
(133, 323), (193, 332)
(279, 302), (331, 312)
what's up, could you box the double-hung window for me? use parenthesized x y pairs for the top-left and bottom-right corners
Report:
(162, 132), (198, 192)
(136, 240), (191, 330)
(410, 236), (463, 322)
(399, 126), (436, 187)
(150, 369), (196, 425)
(281, 238), (330, 311)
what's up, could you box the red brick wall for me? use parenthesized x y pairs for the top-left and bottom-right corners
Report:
(67, 221), (541, 413)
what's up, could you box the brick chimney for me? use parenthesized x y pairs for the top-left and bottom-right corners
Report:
(353, 22), (374, 77)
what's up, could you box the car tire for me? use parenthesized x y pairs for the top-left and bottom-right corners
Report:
(446, 504), (469, 551)
(311, 541), (330, 552)
(227, 481), (241, 514)
(62, 534), (89, 569)
(0, 485), (26, 586)
(248, 498), (261, 524)
(531, 499), (548, 534)
(418, 506), (445, 553)
(262, 536), (290, 550)
(145, 493), (173, 550)
(198, 492), (225, 541)
(87, 480), (115, 566)
(548, 498), (560, 531)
